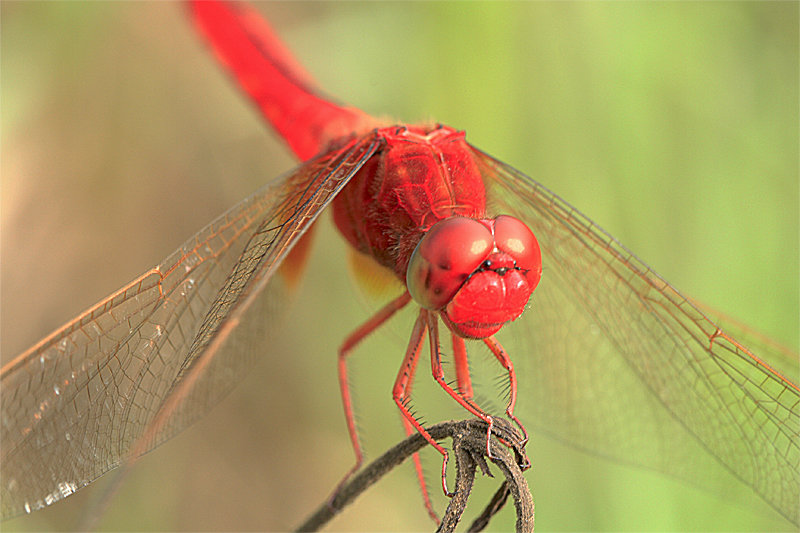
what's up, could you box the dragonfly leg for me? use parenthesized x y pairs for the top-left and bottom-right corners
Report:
(451, 335), (526, 462)
(483, 336), (530, 456)
(451, 333), (474, 400)
(332, 291), (412, 501)
(426, 315), (497, 458)
(399, 417), (441, 523)
(393, 310), (456, 508)
(394, 311), (441, 523)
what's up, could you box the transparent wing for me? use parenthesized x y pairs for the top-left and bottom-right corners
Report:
(0, 135), (380, 520)
(471, 147), (800, 526)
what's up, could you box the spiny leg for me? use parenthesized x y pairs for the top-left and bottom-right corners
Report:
(333, 291), (412, 499)
(395, 311), (440, 523)
(483, 335), (529, 453)
(426, 314), (497, 457)
(452, 332), (529, 455)
(393, 310), (457, 506)
(451, 333), (474, 400)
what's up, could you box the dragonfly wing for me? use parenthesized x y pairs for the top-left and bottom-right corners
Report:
(471, 147), (800, 526)
(0, 135), (379, 520)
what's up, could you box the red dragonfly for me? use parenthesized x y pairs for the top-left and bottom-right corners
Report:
(2, 2), (797, 530)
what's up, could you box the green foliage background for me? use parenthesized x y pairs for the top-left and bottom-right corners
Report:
(2, 2), (797, 531)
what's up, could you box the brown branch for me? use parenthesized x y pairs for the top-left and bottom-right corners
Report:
(295, 418), (533, 533)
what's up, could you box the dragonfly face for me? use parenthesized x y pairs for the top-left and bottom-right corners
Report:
(407, 215), (542, 339)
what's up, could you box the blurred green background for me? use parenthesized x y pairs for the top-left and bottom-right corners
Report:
(2, 1), (797, 531)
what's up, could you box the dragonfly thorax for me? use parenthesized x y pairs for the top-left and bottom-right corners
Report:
(331, 124), (487, 278)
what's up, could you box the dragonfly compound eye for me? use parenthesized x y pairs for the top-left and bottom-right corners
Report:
(493, 215), (542, 292)
(438, 215), (542, 339)
(406, 217), (493, 310)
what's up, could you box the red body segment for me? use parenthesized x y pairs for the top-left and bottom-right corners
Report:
(189, 0), (376, 159)
(332, 126), (487, 278)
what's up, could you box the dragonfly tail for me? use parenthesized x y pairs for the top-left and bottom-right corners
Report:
(188, 0), (377, 161)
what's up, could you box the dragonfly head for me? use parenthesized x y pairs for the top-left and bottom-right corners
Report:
(406, 215), (542, 339)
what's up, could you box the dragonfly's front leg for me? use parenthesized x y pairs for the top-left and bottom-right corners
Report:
(451, 333), (474, 399)
(392, 309), (444, 522)
(452, 332), (529, 461)
(427, 315), (499, 457)
(484, 335), (529, 453)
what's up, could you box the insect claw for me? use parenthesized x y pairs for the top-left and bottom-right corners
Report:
(440, 451), (455, 498)
(507, 411), (529, 448)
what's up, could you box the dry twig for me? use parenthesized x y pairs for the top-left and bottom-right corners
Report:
(296, 418), (533, 532)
